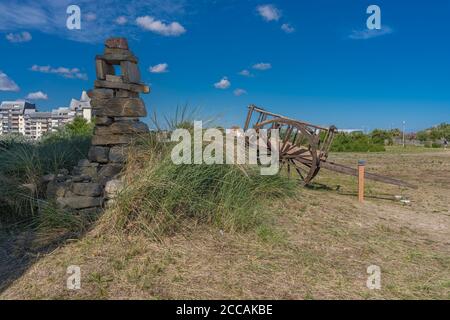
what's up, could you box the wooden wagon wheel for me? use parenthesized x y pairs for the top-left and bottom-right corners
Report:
(253, 118), (321, 185)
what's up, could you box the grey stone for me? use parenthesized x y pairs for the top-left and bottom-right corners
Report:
(98, 164), (123, 179)
(96, 52), (138, 64)
(105, 74), (124, 83)
(72, 174), (92, 182)
(109, 145), (128, 163)
(121, 61), (141, 84)
(88, 88), (114, 100)
(115, 89), (138, 98)
(91, 97), (147, 117)
(95, 121), (149, 135)
(95, 59), (115, 80)
(57, 196), (102, 209)
(46, 180), (70, 199)
(105, 37), (129, 49)
(95, 116), (113, 126)
(104, 179), (124, 199)
(91, 134), (134, 146)
(73, 165), (98, 178)
(94, 80), (149, 94)
(72, 182), (103, 197)
(77, 159), (98, 167)
(88, 146), (110, 163)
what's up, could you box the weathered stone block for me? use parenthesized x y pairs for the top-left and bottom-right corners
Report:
(106, 74), (124, 83)
(109, 145), (129, 163)
(121, 61), (141, 84)
(57, 196), (102, 209)
(98, 164), (123, 179)
(78, 159), (99, 167)
(95, 59), (115, 80)
(91, 134), (134, 146)
(96, 52), (138, 64)
(105, 38), (129, 50)
(72, 182), (103, 197)
(115, 89), (138, 98)
(72, 165), (98, 177)
(88, 88), (114, 99)
(104, 179), (124, 199)
(95, 121), (149, 135)
(94, 80), (150, 94)
(95, 116), (113, 126)
(46, 180), (70, 199)
(91, 97), (147, 117)
(88, 146), (110, 163)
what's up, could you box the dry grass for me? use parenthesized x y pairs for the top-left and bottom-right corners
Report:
(1, 148), (449, 300)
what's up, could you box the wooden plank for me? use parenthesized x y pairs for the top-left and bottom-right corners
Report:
(319, 161), (418, 189)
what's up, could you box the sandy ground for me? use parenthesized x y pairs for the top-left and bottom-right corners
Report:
(1, 149), (449, 299)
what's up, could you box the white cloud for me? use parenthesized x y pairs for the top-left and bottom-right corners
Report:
(6, 31), (32, 43)
(30, 65), (88, 80)
(136, 16), (186, 36)
(0, 1), (187, 43)
(239, 69), (253, 77)
(149, 63), (169, 73)
(214, 77), (231, 89)
(257, 4), (281, 22)
(25, 91), (48, 100)
(0, 71), (20, 92)
(252, 63), (272, 71)
(233, 88), (247, 96)
(281, 23), (295, 33)
(349, 26), (393, 40)
(115, 16), (127, 25)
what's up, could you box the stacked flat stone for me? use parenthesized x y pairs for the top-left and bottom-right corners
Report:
(45, 38), (149, 213)
(88, 37), (150, 181)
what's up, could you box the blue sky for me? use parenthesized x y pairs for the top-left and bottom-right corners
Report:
(0, 0), (449, 132)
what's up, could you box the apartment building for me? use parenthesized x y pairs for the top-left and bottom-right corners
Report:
(0, 91), (91, 140)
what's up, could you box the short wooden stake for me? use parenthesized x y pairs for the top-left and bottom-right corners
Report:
(358, 160), (365, 203)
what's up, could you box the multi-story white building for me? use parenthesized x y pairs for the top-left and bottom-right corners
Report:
(0, 91), (91, 140)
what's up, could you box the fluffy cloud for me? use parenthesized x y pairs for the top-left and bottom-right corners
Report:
(6, 31), (32, 43)
(214, 77), (231, 89)
(239, 69), (253, 77)
(136, 16), (186, 36)
(257, 4), (281, 22)
(149, 63), (169, 73)
(0, 0), (186, 43)
(281, 23), (295, 33)
(233, 88), (247, 96)
(0, 71), (20, 92)
(349, 26), (393, 40)
(25, 91), (48, 100)
(115, 16), (127, 25)
(30, 65), (88, 80)
(252, 63), (272, 71)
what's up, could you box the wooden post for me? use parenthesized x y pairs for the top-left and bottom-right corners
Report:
(358, 160), (365, 203)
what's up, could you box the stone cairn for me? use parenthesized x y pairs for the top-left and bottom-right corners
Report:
(44, 38), (150, 213)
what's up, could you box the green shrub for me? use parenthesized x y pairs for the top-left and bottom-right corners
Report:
(431, 143), (442, 148)
(330, 132), (385, 152)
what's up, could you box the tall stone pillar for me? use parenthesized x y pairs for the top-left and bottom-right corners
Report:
(87, 37), (150, 184)
(49, 38), (150, 212)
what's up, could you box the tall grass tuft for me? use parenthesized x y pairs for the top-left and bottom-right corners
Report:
(0, 117), (93, 221)
(101, 132), (296, 239)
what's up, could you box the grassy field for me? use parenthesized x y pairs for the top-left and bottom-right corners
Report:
(0, 147), (449, 299)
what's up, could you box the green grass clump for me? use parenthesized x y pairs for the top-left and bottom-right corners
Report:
(103, 133), (296, 238)
(0, 117), (93, 221)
